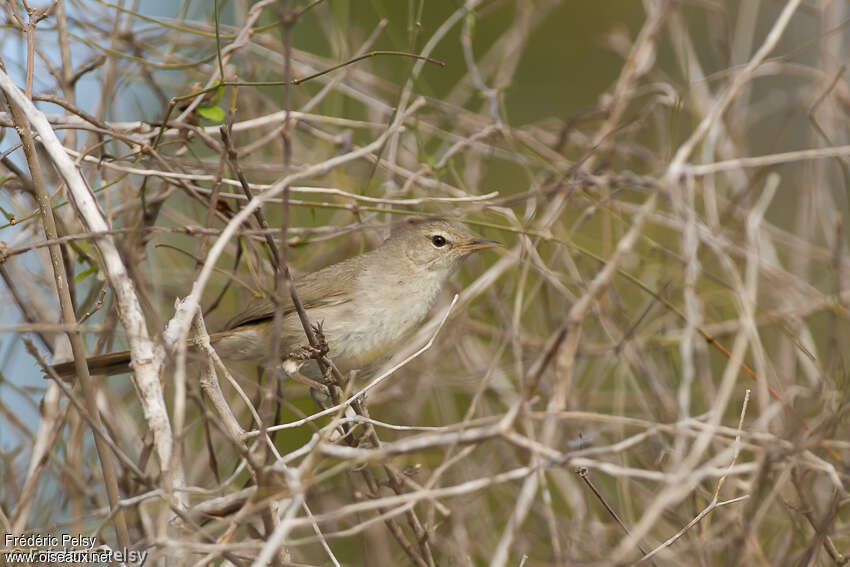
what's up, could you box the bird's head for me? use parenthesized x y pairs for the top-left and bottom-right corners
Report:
(386, 217), (502, 275)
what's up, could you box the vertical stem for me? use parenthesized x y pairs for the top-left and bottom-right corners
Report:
(2, 90), (130, 549)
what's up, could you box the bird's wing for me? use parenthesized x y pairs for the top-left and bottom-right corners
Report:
(222, 260), (359, 330)
(222, 297), (279, 330)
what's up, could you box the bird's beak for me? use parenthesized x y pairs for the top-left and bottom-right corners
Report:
(457, 238), (503, 252)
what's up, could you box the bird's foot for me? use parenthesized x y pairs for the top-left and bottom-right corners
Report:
(287, 344), (324, 362)
(311, 322), (329, 357)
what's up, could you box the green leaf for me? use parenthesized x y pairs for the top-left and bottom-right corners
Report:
(76, 241), (92, 262)
(197, 104), (226, 122)
(210, 85), (225, 105)
(425, 153), (438, 170)
(75, 265), (98, 283)
(0, 203), (14, 221)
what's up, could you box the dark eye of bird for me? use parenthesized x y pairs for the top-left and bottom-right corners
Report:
(431, 234), (447, 248)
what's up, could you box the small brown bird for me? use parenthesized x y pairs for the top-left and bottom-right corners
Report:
(50, 218), (501, 381)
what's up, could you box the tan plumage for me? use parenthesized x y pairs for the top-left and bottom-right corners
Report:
(49, 218), (500, 381)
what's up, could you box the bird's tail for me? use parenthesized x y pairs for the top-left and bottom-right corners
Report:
(48, 351), (133, 381)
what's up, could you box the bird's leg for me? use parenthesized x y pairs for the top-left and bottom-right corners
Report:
(308, 322), (347, 396)
(284, 322), (330, 364)
(282, 326), (333, 401)
(274, 355), (329, 397)
(300, 321), (340, 398)
(286, 324), (357, 443)
(290, 369), (330, 394)
(298, 324), (361, 445)
(282, 345), (332, 393)
(286, 344), (325, 363)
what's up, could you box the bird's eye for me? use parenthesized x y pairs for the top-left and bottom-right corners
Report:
(431, 234), (447, 248)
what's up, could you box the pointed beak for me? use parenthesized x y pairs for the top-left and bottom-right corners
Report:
(457, 238), (503, 252)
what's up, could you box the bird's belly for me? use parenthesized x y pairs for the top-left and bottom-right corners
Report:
(315, 298), (431, 371)
(214, 277), (441, 374)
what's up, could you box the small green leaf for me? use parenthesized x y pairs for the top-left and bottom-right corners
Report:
(75, 265), (98, 283)
(76, 241), (92, 262)
(197, 104), (226, 122)
(0, 203), (14, 221)
(211, 85), (225, 105)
